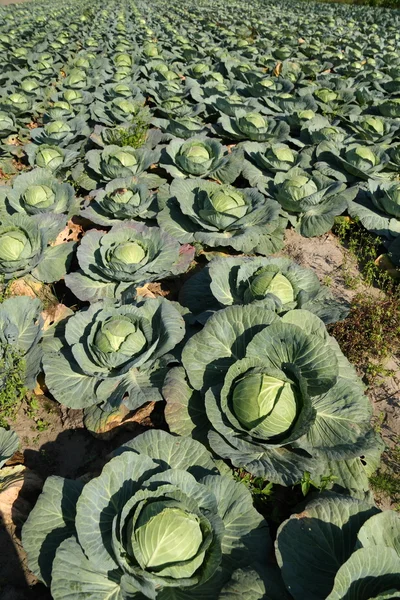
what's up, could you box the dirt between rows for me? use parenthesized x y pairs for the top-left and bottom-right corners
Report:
(0, 228), (399, 600)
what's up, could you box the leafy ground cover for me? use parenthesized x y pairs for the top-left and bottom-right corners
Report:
(0, 0), (399, 598)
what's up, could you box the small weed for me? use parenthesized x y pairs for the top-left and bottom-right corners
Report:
(373, 411), (386, 435)
(0, 347), (27, 428)
(333, 218), (399, 293)
(25, 397), (51, 431)
(370, 439), (400, 509)
(35, 419), (50, 432)
(25, 397), (40, 419)
(234, 468), (275, 500)
(0, 276), (14, 303)
(234, 467), (338, 526)
(106, 110), (150, 149)
(329, 293), (400, 383)
(322, 275), (333, 287)
(297, 470), (338, 496)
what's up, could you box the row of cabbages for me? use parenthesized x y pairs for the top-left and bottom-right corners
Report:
(0, 0), (400, 264)
(0, 425), (395, 600)
(0, 0), (399, 598)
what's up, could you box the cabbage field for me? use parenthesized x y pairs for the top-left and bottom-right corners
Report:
(0, 0), (399, 597)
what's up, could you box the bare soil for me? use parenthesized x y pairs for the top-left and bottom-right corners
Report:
(281, 228), (400, 452)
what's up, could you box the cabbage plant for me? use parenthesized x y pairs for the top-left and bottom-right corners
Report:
(22, 429), (270, 598)
(275, 494), (400, 600)
(157, 178), (285, 255)
(241, 142), (312, 188)
(348, 180), (400, 255)
(378, 98), (400, 117)
(42, 298), (185, 421)
(164, 306), (378, 487)
(152, 115), (209, 139)
(215, 109), (290, 142)
(29, 117), (90, 150)
(222, 494), (400, 600)
(80, 176), (156, 226)
(179, 256), (349, 324)
(270, 167), (357, 237)
(0, 168), (78, 217)
(0, 111), (17, 137)
(65, 221), (194, 302)
(90, 95), (149, 127)
(315, 141), (391, 182)
(0, 213), (76, 282)
(160, 136), (242, 184)
(25, 143), (79, 175)
(342, 115), (399, 144)
(75, 144), (160, 191)
(0, 295), (43, 390)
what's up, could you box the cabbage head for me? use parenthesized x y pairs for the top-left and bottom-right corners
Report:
(164, 306), (379, 487)
(179, 256), (349, 324)
(77, 144), (160, 190)
(157, 178), (285, 255)
(80, 177), (156, 226)
(215, 109), (290, 142)
(315, 141), (390, 182)
(0, 213), (76, 282)
(22, 430), (270, 599)
(65, 221), (194, 303)
(42, 298), (185, 420)
(160, 136), (242, 184)
(0, 168), (78, 218)
(271, 167), (356, 237)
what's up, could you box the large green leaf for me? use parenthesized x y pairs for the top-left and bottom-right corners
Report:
(116, 429), (218, 479)
(326, 547), (400, 600)
(43, 348), (98, 409)
(0, 427), (19, 468)
(275, 494), (379, 600)
(75, 451), (158, 573)
(31, 240), (76, 283)
(302, 377), (373, 458)
(201, 475), (270, 565)
(182, 305), (277, 391)
(357, 511), (400, 555)
(163, 366), (210, 442)
(22, 477), (84, 585)
(51, 537), (126, 600)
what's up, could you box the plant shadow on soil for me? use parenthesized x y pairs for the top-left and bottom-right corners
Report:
(0, 406), (167, 600)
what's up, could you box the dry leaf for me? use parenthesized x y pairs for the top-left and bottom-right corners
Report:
(273, 62), (282, 77)
(136, 282), (170, 299)
(90, 402), (156, 440)
(0, 466), (42, 526)
(41, 302), (73, 330)
(52, 218), (84, 246)
(9, 277), (44, 300)
(298, 37), (306, 44)
(136, 283), (157, 299)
